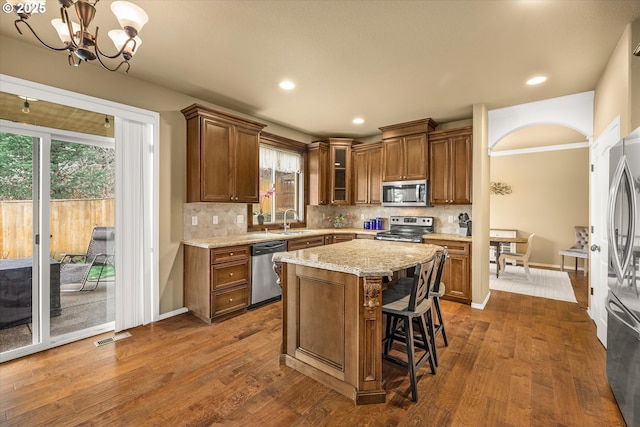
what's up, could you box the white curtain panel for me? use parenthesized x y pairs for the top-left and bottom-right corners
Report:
(260, 145), (300, 173)
(114, 118), (153, 331)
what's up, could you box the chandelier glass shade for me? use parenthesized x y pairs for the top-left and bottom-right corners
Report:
(8, 0), (148, 73)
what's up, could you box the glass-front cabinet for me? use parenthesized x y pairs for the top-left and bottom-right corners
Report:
(308, 138), (357, 206)
(330, 141), (351, 205)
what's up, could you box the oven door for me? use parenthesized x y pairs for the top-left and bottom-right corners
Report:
(381, 180), (430, 207)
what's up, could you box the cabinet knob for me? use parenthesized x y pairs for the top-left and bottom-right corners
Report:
(229, 252), (234, 256)
(229, 298), (233, 302)
(229, 272), (234, 276)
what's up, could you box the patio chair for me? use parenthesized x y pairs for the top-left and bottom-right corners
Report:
(60, 226), (115, 292)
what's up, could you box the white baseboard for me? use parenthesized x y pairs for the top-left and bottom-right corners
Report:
(157, 307), (188, 321)
(471, 291), (491, 310)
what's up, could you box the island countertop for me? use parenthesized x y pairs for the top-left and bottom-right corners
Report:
(272, 239), (443, 277)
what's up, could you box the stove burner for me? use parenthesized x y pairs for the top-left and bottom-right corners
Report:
(374, 215), (434, 243)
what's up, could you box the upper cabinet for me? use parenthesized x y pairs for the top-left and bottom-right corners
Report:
(352, 142), (383, 205)
(379, 118), (437, 182)
(308, 138), (357, 205)
(429, 126), (473, 205)
(182, 104), (266, 203)
(308, 141), (329, 205)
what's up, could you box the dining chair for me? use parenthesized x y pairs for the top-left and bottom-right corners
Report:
(382, 255), (437, 402)
(559, 226), (589, 276)
(498, 233), (535, 278)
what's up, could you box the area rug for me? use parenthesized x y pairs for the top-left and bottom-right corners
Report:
(489, 264), (577, 303)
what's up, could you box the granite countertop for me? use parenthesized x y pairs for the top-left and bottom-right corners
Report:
(183, 228), (470, 249)
(272, 239), (444, 277)
(182, 228), (378, 249)
(423, 233), (473, 243)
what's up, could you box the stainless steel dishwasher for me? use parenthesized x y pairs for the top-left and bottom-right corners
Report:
(250, 240), (286, 308)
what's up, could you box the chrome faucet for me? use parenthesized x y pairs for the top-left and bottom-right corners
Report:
(283, 209), (298, 233)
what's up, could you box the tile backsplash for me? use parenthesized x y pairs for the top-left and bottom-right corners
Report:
(184, 202), (473, 240)
(307, 205), (473, 234)
(183, 203), (248, 240)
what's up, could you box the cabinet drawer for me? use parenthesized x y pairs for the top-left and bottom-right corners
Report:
(213, 286), (248, 317)
(211, 245), (250, 264)
(424, 239), (470, 256)
(287, 236), (325, 251)
(212, 260), (248, 289)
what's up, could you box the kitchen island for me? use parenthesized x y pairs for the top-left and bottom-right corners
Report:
(272, 239), (443, 405)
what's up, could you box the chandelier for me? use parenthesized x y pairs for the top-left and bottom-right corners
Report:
(7, 0), (148, 73)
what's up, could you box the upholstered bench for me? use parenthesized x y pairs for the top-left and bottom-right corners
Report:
(560, 248), (589, 275)
(559, 226), (589, 276)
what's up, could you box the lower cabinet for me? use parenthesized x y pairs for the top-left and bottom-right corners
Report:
(324, 233), (355, 245)
(424, 239), (471, 304)
(184, 244), (250, 323)
(287, 236), (325, 251)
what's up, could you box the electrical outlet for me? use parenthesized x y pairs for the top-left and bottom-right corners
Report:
(236, 214), (244, 224)
(212, 215), (218, 225)
(191, 216), (198, 226)
(360, 214), (365, 220)
(448, 216), (454, 223)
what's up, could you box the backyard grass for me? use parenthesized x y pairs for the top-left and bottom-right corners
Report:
(87, 265), (115, 280)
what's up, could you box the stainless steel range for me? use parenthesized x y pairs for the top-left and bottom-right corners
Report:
(375, 216), (434, 243)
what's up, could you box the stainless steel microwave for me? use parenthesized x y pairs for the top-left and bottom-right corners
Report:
(381, 180), (430, 207)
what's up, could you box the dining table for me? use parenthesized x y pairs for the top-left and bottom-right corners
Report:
(490, 235), (530, 278)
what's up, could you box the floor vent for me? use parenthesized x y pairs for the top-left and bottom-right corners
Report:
(94, 332), (132, 347)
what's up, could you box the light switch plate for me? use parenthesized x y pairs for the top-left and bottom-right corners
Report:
(448, 216), (454, 223)
(360, 214), (365, 220)
(213, 215), (218, 225)
(236, 214), (244, 224)
(192, 216), (198, 226)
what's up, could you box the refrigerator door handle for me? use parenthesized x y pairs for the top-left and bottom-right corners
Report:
(607, 155), (637, 283)
(606, 295), (640, 340)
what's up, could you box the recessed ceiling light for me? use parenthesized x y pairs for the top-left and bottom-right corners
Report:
(17, 95), (38, 102)
(526, 76), (547, 85)
(352, 118), (364, 125)
(279, 80), (295, 90)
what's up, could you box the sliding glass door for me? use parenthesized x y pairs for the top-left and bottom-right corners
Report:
(50, 138), (115, 338)
(0, 131), (39, 353)
(0, 128), (115, 356)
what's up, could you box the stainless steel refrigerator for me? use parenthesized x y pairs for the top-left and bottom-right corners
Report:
(607, 126), (640, 426)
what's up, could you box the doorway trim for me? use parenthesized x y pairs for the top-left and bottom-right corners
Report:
(488, 91), (594, 150)
(0, 74), (160, 351)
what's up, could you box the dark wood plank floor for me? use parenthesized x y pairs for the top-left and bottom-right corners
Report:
(0, 271), (624, 426)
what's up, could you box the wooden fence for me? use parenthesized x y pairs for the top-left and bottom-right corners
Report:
(0, 198), (114, 260)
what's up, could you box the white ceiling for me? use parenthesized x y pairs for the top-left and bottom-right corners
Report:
(1, 1), (639, 140)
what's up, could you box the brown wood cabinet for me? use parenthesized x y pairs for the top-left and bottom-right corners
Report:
(287, 236), (325, 251)
(324, 233), (355, 245)
(424, 239), (471, 304)
(379, 118), (437, 182)
(308, 138), (358, 205)
(429, 126), (473, 205)
(184, 244), (251, 323)
(352, 142), (383, 205)
(182, 104), (266, 203)
(307, 142), (329, 205)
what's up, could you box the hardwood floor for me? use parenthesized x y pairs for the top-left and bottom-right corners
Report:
(0, 271), (624, 426)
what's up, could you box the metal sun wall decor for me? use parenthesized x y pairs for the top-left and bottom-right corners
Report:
(489, 181), (512, 195)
